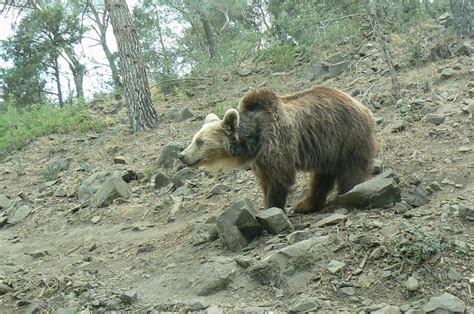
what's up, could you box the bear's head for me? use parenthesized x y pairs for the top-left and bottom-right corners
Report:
(179, 108), (251, 172)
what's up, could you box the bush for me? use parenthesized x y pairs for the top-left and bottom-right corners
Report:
(0, 103), (105, 158)
(260, 43), (295, 71)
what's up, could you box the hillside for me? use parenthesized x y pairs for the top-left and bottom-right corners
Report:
(0, 26), (473, 312)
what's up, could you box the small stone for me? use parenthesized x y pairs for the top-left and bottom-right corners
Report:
(7, 204), (33, 225)
(120, 290), (138, 304)
(234, 256), (252, 268)
(423, 292), (466, 313)
(327, 260), (346, 274)
(255, 207), (292, 234)
(459, 205), (474, 221)
(404, 276), (419, 292)
(338, 286), (355, 296)
(0, 282), (14, 295)
(113, 156), (126, 164)
(90, 176), (132, 207)
(458, 146), (472, 153)
(186, 300), (208, 311)
(91, 216), (101, 224)
(405, 186), (430, 207)
(425, 113), (445, 125)
(158, 143), (185, 169)
(289, 298), (321, 313)
(440, 67), (456, 79)
(369, 247), (384, 260)
(372, 305), (401, 314)
(314, 213), (347, 227)
(192, 223), (218, 245)
(391, 119), (406, 132)
(30, 250), (48, 258)
(151, 172), (171, 190)
(210, 184), (231, 195)
(287, 230), (312, 244)
(372, 159), (383, 174)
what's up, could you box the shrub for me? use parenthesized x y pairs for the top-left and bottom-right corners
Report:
(0, 103), (105, 158)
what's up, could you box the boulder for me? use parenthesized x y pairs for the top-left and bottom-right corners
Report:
(193, 256), (238, 296)
(255, 207), (292, 234)
(216, 199), (264, 251)
(192, 223), (218, 245)
(423, 292), (466, 313)
(90, 176), (132, 207)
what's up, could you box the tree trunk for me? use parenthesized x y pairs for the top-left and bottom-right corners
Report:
(450, 0), (473, 37)
(53, 57), (64, 107)
(88, 0), (123, 88)
(106, 0), (158, 132)
(198, 9), (217, 58)
(63, 46), (85, 101)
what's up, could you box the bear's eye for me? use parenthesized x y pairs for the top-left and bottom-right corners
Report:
(196, 139), (204, 147)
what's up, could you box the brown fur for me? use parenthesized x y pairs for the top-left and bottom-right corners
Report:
(239, 85), (379, 213)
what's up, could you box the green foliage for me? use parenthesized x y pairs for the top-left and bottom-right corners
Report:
(260, 42), (295, 71)
(389, 222), (445, 265)
(213, 100), (239, 117)
(0, 104), (105, 158)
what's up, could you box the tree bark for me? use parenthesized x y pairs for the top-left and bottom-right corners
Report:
(63, 46), (85, 101)
(106, 0), (158, 132)
(88, 0), (123, 88)
(450, 0), (473, 37)
(198, 9), (217, 58)
(53, 57), (64, 107)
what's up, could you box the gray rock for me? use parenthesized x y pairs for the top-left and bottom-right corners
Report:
(172, 167), (198, 188)
(166, 108), (194, 122)
(447, 268), (463, 281)
(373, 159), (383, 175)
(7, 204), (33, 225)
(91, 215), (101, 224)
(210, 184), (231, 195)
(158, 143), (185, 169)
(120, 290), (138, 304)
(48, 156), (72, 172)
(338, 286), (355, 296)
(216, 199), (264, 251)
(172, 186), (192, 197)
(337, 173), (401, 209)
(77, 165), (136, 205)
(105, 298), (121, 310)
(423, 292), (466, 313)
(193, 256), (237, 296)
(326, 260), (346, 274)
(391, 119), (406, 132)
(0, 216), (7, 227)
(459, 205), (474, 221)
(425, 113), (445, 125)
(405, 186), (430, 207)
(151, 172), (171, 190)
(0, 194), (12, 209)
(234, 256), (252, 268)
(192, 223), (218, 245)
(90, 176), (132, 207)
(249, 236), (330, 287)
(315, 213), (347, 227)
(185, 300), (208, 311)
(0, 282), (14, 295)
(56, 308), (79, 314)
(113, 156), (127, 165)
(236, 67), (253, 77)
(404, 276), (419, 292)
(372, 305), (401, 314)
(287, 230), (312, 245)
(441, 67), (456, 79)
(30, 250), (48, 258)
(289, 298), (322, 313)
(256, 207), (292, 234)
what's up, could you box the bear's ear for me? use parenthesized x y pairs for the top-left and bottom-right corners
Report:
(204, 113), (219, 124)
(222, 109), (239, 131)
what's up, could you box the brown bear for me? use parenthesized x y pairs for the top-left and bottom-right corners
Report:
(179, 85), (378, 213)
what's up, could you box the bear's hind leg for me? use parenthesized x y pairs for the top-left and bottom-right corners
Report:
(265, 183), (289, 210)
(293, 171), (335, 214)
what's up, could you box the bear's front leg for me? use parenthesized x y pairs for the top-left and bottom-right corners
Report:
(265, 183), (289, 210)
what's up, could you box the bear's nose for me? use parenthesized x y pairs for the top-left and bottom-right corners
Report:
(178, 153), (185, 161)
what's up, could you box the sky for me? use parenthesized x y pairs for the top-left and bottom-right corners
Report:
(0, 0), (138, 101)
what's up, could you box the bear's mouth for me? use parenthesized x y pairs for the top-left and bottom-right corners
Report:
(185, 158), (203, 167)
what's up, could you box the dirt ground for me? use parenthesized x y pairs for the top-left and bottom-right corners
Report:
(0, 29), (473, 312)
